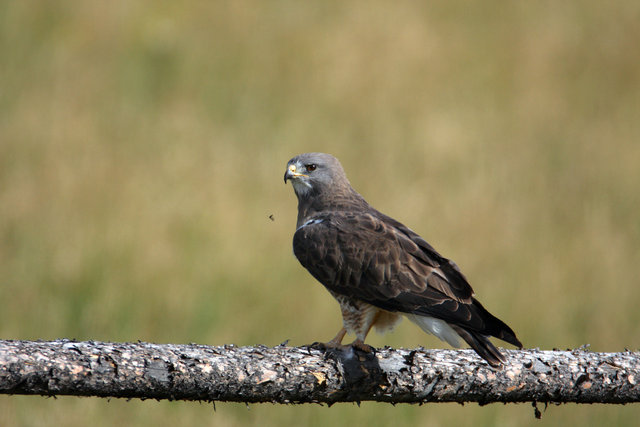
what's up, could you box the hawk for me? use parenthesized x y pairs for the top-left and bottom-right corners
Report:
(284, 152), (522, 367)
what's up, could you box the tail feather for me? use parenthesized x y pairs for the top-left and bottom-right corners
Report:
(454, 299), (522, 367)
(451, 325), (507, 368)
(471, 299), (523, 349)
(407, 298), (522, 367)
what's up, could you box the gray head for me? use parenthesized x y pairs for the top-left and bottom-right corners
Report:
(284, 153), (351, 199)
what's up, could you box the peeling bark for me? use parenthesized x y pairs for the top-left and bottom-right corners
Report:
(0, 340), (638, 404)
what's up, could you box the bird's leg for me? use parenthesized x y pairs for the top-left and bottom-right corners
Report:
(308, 328), (374, 353)
(327, 327), (347, 347)
(349, 320), (376, 353)
(306, 327), (347, 351)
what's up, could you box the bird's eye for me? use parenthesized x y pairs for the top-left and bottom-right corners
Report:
(305, 164), (317, 172)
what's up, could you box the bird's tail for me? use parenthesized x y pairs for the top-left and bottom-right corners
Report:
(453, 299), (523, 368)
(471, 298), (523, 348)
(450, 325), (508, 368)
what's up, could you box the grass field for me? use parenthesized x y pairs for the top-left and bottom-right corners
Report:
(1, 1), (639, 425)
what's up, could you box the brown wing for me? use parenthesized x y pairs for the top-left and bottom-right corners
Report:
(293, 211), (521, 347)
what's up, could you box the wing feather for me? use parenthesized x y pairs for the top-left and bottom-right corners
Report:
(294, 212), (466, 316)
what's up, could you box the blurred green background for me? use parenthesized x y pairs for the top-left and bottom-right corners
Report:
(1, 0), (639, 425)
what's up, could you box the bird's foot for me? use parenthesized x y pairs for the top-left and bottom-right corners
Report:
(305, 340), (375, 354)
(350, 339), (375, 353)
(306, 341), (332, 351)
(306, 339), (345, 351)
(306, 327), (348, 351)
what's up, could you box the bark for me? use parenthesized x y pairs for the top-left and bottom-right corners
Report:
(0, 339), (638, 405)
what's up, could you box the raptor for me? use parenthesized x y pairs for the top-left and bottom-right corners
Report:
(284, 152), (522, 367)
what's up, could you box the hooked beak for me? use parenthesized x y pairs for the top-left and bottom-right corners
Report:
(284, 164), (308, 183)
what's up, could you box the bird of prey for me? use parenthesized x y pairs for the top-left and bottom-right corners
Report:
(284, 152), (522, 367)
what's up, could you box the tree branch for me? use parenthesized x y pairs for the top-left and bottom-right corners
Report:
(0, 339), (638, 405)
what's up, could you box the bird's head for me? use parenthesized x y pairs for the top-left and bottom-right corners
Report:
(284, 152), (348, 198)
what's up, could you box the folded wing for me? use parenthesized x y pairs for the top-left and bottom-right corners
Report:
(292, 211), (522, 353)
